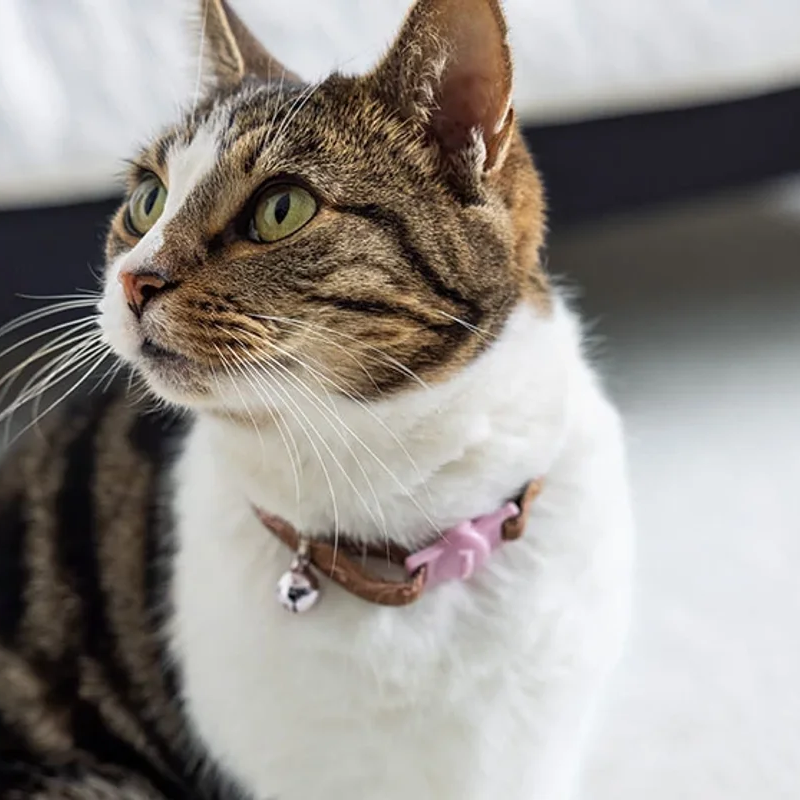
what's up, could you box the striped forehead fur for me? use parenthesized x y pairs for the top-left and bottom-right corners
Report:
(104, 0), (550, 403)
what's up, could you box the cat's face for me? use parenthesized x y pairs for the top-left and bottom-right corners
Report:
(99, 0), (548, 413)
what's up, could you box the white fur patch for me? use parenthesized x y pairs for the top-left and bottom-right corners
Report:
(169, 297), (635, 800)
(98, 121), (222, 361)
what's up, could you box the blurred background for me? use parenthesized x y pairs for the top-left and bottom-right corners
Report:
(1, 1), (798, 797)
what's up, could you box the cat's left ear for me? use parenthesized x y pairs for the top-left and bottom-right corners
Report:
(371, 0), (514, 187)
(198, 0), (302, 88)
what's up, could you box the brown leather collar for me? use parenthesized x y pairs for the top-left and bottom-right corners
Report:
(255, 480), (542, 607)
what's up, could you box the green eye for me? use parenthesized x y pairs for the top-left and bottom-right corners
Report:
(127, 176), (167, 235)
(251, 185), (317, 243)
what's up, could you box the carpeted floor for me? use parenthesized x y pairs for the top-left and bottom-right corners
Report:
(551, 179), (800, 800)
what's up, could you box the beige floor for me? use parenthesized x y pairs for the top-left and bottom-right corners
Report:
(550, 180), (800, 800)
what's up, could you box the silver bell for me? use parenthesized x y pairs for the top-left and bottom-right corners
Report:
(277, 540), (320, 614)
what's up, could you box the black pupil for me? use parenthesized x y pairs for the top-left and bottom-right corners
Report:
(274, 193), (291, 225)
(143, 186), (159, 216)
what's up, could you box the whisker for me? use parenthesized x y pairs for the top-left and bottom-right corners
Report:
(16, 290), (100, 301)
(431, 309), (498, 342)
(94, 354), (126, 394)
(5, 347), (112, 448)
(259, 319), (382, 396)
(214, 343), (273, 471)
(226, 344), (343, 558)
(0, 298), (98, 339)
(10, 335), (106, 414)
(1, 336), (108, 446)
(251, 314), (429, 389)
(224, 346), (302, 504)
(0, 326), (101, 412)
(254, 328), (431, 497)
(0, 316), (98, 365)
(269, 80), (324, 151)
(25, 338), (108, 438)
(259, 364), (342, 554)
(209, 362), (241, 430)
(244, 315), (433, 504)
(248, 348), (391, 545)
(252, 338), (437, 537)
(226, 333), (393, 539)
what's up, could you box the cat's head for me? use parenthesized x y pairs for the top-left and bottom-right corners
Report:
(99, 0), (549, 413)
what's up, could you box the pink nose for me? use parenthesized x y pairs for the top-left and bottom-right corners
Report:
(118, 271), (167, 318)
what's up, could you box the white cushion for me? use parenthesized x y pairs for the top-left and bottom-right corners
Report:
(1, 0), (799, 205)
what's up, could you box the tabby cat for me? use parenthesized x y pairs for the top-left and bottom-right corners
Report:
(0, 0), (634, 798)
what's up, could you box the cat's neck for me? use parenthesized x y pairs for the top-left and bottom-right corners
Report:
(183, 299), (584, 550)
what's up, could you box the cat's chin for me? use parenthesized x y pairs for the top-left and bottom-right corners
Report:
(137, 366), (210, 408)
(134, 353), (276, 418)
(126, 344), (213, 409)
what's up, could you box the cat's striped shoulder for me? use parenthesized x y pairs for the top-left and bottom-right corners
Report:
(0, 386), (194, 799)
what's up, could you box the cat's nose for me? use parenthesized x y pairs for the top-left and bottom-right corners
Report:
(119, 270), (168, 318)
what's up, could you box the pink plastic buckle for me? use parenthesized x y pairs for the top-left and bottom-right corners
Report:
(405, 501), (520, 589)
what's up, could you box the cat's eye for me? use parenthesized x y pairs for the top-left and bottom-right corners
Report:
(250, 185), (317, 243)
(126, 176), (167, 236)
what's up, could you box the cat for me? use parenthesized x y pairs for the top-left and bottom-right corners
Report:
(0, 0), (634, 798)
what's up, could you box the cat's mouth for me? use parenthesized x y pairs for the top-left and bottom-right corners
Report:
(133, 336), (214, 404)
(141, 337), (187, 364)
(137, 335), (201, 386)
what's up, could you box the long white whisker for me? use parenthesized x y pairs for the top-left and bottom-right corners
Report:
(243, 316), (434, 506)
(2, 337), (108, 445)
(5, 348), (112, 448)
(233, 350), (342, 559)
(254, 339), (437, 537)
(255, 328), (431, 498)
(431, 309), (497, 341)
(26, 338), (108, 438)
(16, 291), (100, 301)
(0, 327), (101, 414)
(259, 321), (382, 397)
(208, 362), (240, 430)
(0, 316), (97, 365)
(10, 336), (106, 417)
(214, 343), (272, 472)
(0, 298), (98, 338)
(252, 314), (429, 389)
(269, 80), (324, 151)
(245, 347), (391, 545)
(228, 338), (385, 527)
(93, 354), (125, 394)
(224, 346), (302, 505)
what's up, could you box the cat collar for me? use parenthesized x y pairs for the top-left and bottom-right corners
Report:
(254, 479), (543, 613)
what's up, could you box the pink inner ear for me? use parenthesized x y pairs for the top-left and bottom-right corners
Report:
(433, 73), (503, 153)
(426, 0), (511, 156)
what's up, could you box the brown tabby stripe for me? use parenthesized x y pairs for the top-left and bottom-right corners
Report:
(0, 495), (25, 643)
(307, 295), (455, 330)
(0, 758), (165, 800)
(51, 408), (176, 778)
(334, 203), (486, 322)
(0, 388), (201, 800)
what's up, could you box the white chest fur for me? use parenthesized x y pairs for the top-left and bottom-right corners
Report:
(168, 301), (634, 800)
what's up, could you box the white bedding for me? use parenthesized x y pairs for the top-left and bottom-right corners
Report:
(1, 0), (799, 207)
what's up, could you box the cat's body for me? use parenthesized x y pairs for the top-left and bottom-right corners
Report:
(0, 1), (634, 798)
(0, 390), (193, 799)
(173, 300), (632, 800)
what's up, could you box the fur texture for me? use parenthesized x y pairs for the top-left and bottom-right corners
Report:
(0, 0), (633, 797)
(169, 300), (633, 799)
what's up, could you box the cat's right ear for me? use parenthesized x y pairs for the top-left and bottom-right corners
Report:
(197, 0), (302, 89)
(370, 0), (515, 193)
